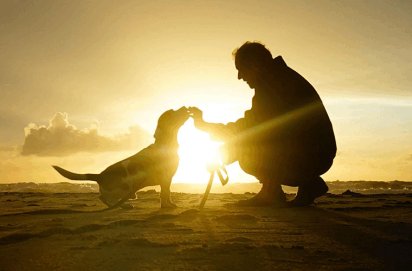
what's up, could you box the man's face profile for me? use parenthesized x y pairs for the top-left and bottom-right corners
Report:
(236, 60), (259, 90)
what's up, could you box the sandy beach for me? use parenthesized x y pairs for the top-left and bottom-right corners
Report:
(0, 190), (411, 271)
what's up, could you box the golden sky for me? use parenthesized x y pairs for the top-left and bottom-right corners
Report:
(0, 0), (411, 183)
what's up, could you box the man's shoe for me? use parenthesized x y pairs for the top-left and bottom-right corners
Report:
(288, 177), (328, 207)
(235, 188), (287, 207)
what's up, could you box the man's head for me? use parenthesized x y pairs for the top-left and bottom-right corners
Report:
(233, 41), (273, 89)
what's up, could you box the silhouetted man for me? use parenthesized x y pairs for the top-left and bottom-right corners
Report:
(189, 41), (336, 206)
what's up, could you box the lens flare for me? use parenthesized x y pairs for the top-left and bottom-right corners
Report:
(174, 120), (222, 183)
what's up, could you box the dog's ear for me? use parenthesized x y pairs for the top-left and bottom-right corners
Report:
(154, 126), (161, 139)
(154, 122), (164, 139)
(154, 109), (174, 139)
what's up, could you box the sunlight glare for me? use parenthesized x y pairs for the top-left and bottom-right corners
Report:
(174, 119), (223, 184)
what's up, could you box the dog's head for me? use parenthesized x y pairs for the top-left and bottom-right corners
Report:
(154, 106), (190, 140)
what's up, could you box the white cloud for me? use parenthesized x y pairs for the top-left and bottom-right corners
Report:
(22, 112), (151, 156)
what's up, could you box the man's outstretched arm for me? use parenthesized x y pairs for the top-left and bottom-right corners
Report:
(188, 107), (230, 140)
(188, 107), (249, 141)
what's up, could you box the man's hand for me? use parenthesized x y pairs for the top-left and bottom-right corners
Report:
(188, 107), (203, 121)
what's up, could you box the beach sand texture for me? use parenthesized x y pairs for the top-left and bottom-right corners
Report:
(1, 191), (411, 270)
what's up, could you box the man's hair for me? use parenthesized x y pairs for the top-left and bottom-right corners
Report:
(232, 41), (273, 67)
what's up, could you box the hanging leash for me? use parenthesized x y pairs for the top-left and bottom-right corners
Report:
(199, 164), (229, 209)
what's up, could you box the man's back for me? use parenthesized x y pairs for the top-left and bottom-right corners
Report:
(245, 56), (336, 159)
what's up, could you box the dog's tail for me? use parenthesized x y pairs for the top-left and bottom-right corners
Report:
(52, 165), (99, 182)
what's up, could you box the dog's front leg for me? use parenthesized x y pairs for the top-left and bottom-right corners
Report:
(160, 182), (177, 208)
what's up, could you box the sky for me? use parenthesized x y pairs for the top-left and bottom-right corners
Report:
(0, 0), (411, 184)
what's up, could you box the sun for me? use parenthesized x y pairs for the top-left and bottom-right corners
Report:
(174, 119), (223, 184)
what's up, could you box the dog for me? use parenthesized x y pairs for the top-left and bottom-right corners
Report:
(53, 106), (190, 209)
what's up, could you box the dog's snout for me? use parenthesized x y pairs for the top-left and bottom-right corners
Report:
(176, 106), (190, 119)
(177, 106), (189, 113)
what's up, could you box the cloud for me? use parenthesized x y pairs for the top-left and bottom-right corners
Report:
(22, 112), (151, 156)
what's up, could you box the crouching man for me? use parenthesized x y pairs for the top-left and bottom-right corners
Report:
(189, 41), (336, 207)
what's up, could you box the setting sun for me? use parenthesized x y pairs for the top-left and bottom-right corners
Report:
(174, 119), (223, 184)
